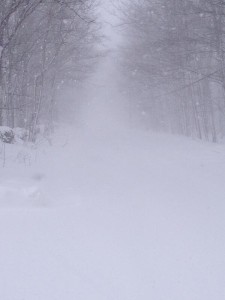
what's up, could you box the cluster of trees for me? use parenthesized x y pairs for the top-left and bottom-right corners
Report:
(0, 0), (100, 141)
(119, 0), (225, 142)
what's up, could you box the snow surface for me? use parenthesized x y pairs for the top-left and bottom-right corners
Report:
(0, 127), (225, 300)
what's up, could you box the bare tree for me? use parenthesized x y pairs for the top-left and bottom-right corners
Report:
(118, 0), (225, 142)
(0, 0), (100, 141)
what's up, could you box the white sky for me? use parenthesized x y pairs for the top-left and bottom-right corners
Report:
(99, 0), (121, 49)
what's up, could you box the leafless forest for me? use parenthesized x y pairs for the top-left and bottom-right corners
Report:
(2, 1), (225, 143)
(119, 0), (225, 142)
(0, 0), (100, 142)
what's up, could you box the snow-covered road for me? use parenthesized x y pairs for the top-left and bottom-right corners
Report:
(0, 129), (225, 299)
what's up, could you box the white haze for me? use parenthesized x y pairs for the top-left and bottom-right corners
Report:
(71, 0), (128, 135)
(0, 1), (225, 300)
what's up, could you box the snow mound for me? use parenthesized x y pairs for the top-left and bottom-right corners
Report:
(0, 180), (45, 207)
(13, 127), (28, 142)
(0, 126), (14, 143)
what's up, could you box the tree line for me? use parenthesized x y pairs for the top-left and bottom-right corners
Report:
(0, 0), (100, 141)
(119, 0), (225, 142)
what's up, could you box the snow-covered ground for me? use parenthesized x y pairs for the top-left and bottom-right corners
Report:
(0, 126), (225, 300)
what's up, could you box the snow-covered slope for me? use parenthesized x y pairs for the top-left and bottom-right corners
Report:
(0, 128), (225, 300)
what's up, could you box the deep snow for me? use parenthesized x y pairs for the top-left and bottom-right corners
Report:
(0, 127), (225, 300)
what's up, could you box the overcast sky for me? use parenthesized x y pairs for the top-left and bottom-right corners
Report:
(99, 0), (121, 49)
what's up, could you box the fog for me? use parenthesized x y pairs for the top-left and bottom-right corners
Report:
(0, 1), (225, 300)
(60, 0), (127, 134)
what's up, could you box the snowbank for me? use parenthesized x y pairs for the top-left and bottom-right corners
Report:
(0, 127), (225, 300)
